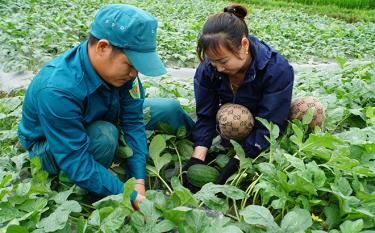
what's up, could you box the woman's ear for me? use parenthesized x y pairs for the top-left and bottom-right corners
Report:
(241, 37), (250, 52)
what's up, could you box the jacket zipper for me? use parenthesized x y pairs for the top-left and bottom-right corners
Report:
(231, 74), (255, 104)
(232, 89), (237, 103)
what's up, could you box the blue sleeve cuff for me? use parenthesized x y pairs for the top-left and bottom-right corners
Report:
(130, 190), (137, 203)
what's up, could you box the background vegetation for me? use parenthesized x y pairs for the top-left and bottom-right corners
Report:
(0, 0), (374, 73)
(0, 0), (374, 232)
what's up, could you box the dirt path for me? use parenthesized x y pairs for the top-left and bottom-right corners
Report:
(0, 60), (372, 92)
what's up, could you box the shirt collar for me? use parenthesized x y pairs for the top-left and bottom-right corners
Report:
(79, 41), (111, 93)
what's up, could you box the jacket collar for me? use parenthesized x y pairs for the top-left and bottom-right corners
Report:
(248, 35), (272, 71)
(242, 35), (272, 84)
(79, 41), (111, 94)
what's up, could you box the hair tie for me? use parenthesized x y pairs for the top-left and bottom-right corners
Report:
(224, 7), (236, 14)
(225, 7), (243, 19)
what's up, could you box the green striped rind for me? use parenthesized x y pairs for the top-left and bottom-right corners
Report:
(187, 164), (220, 187)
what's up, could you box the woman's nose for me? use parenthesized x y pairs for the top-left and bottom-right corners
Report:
(216, 64), (226, 72)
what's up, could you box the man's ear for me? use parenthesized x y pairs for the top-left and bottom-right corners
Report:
(95, 39), (112, 57)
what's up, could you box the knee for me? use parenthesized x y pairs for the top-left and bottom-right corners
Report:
(145, 98), (184, 116)
(160, 98), (184, 116)
(86, 121), (119, 167)
(87, 121), (119, 145)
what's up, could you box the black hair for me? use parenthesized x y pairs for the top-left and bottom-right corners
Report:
(197, 4), (249, 62)
(88, 33), (123, 55)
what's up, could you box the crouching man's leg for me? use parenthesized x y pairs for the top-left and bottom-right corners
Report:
(144, 98), (194, 134)
(29, 120), (119, 175)
(85, 121), (119, 168)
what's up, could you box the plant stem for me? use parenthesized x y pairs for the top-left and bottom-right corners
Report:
(233, 198), (240, 220)
(80, 202), (95, 210)
(230, 172), (242, 186)
(241, 174), (262, 210)
(68, 215), (80, 222)
(172, 142), (183, 183)
(147, 167), (173, 193)
(252, 189), (260, 205)
(224, 212), (239, 221)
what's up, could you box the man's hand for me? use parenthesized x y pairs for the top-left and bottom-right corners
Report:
(132, 193), (145, 210)
(134, 179), (146, 196)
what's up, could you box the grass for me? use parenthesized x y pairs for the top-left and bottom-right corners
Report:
(242, 0), (375, 22)
(281, 0), (374, 9)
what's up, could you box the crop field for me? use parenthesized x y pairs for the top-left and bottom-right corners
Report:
(0, 0), (374, 232)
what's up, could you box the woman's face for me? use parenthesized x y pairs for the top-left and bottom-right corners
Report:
(206, 38), (249, 76)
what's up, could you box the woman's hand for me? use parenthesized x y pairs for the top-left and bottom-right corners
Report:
(216, 156), (240, 184)
(191, 146), (208, 161)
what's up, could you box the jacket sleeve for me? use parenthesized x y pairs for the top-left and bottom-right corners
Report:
(192, 63), (220, 148)
(119, 77), (148, 180)
(241, 55), (294, 157)
(36, 87), (124, 196)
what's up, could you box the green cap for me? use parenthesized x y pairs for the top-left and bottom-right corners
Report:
(89, 4), (166, 76)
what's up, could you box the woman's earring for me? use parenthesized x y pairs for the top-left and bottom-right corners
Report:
(245, 49), (249, 55)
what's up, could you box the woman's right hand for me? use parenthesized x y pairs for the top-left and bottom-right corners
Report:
(191, 146), (208, 161)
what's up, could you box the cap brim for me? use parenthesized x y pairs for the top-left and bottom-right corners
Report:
(124, 49), (167, 77)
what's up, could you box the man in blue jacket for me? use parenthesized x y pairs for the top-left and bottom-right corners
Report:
(18, 4), (193, 209)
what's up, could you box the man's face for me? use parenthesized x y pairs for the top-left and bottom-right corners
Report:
(100, 49), (138, 87)
(89, 39), (139, 87)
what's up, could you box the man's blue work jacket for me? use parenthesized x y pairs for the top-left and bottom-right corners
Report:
(192, 35), (294, 157)
(18, 41), (148, 196)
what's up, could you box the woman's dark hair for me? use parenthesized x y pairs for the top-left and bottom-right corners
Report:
(197, 4), (249, 62)
(88, 33), (122, 55)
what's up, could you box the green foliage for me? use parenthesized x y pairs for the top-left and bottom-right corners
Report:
(0, 0), (374, 73)
(240, 206), (312, 233)
(0, 1), (375, 231)
(1, 63), (375, 231)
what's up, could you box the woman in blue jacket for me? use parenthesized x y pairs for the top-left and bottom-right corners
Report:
(183, 4), (294, 186)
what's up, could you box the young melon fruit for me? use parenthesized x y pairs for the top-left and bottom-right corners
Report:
(187, 164), (220, 187)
